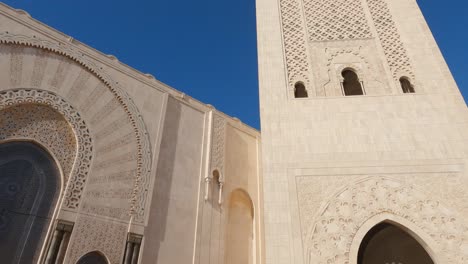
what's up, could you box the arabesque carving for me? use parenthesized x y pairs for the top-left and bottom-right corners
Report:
(0, 89), (92, 210)
(67, 216), (127, 264)
(306, 177), (468, 264)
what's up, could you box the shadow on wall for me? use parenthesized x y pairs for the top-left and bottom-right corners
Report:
(142, 97), (181, 262)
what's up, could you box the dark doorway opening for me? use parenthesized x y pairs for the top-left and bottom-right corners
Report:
(358, 222), (434, 264)
(0, 141), (60, 263)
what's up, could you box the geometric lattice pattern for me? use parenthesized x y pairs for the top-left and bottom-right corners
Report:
(210, 113), (226, 180)
(279, 0), (311, 88)
(304, 0), (372, 41)
(367, 0), (415, 80)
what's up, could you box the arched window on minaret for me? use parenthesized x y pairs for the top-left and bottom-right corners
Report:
(342, 69), (364, 96)
(294, 82), (308, 98)
(400, 77), (415, 93)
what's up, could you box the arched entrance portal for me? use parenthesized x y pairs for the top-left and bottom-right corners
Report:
(358, 222), (434, 264)
(0, 141), (61, 263)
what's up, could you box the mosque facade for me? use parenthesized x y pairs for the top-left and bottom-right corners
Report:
(0, 0), (467, 263)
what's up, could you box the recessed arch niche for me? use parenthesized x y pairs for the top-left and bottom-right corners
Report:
(225, 189), (254, 264)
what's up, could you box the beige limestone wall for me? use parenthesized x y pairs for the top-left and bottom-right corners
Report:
(0, 3), (263, 263)
(196, 115), (263, 264)
(140, 97), (206, 263)
(257, 0), (468, 263)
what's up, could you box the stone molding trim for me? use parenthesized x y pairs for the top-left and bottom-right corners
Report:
(0, 88), (92, 210)
(279, 0), (312, 93)
(303, 0), (372, 42)
(0, 33), (152, 224)
(366, 0), (416, 82)
(306, 177), (468, 264)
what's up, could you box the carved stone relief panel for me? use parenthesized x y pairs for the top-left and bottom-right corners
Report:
(366, 0), (416, 82)
(0, 37), (152, 224)
(303, 0), (372, 42)
(310, 43), (390, 96)
(279, 0), (313, 93)
(211, 113), (226, 180)
(66, 215), (127, 264)
(294, 174), (468, 264)
(0, 89), (92, 210)
(0, 103), (76, 181)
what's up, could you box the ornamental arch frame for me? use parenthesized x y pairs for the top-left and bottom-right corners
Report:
(348, 213), (441, 264)
(0, 88), (92, 210)
(0, 32), (153, 223)
(306, 176), (467, 264)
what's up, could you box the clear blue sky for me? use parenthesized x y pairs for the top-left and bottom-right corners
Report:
(3, 0), (467, 130)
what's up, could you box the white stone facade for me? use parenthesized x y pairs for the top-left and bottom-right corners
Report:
(256, 0), (468, 263)
(0, 0), (467, 263)
(0, 3), (262, 264)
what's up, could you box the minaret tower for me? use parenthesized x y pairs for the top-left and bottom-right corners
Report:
(256, 0), (468, 263)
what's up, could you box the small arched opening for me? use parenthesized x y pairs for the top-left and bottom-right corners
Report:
(358, 222), (434, 264)
(342, 69), (364, 96)
(76, 251), (109, 264)
(400, 77), (415, 93)
(294, 82), (308, 98)
(225, 189), (254, 264)
(212, 169), (221, 185)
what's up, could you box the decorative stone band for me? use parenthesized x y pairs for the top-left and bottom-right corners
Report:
(0, 33), (152, 224)
(210, 114), (226, 180)
(367, 0), (416, 81)
(0, 88), (92, 210)
(279, 0), (312, 93)
(306, 177), (468, 264)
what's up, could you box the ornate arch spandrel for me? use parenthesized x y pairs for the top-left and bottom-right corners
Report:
(0, 32), (152, 223)
(306, 177), (468, 264)
(0, 88), (92, 210)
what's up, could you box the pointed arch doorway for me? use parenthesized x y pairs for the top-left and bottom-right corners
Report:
(358, 222), (434, 264)
(0, 141), (61, 263)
